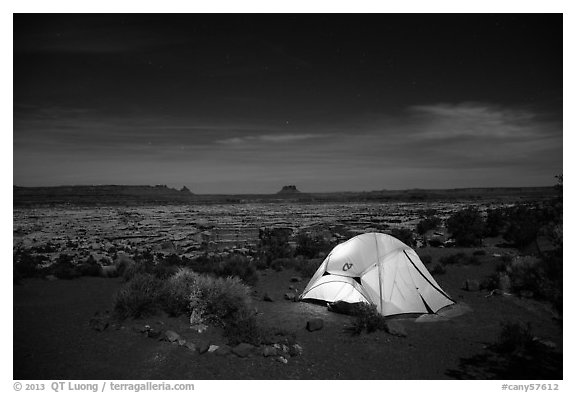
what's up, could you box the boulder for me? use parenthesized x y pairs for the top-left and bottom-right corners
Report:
(464, 279), (481, 292)
(198, 342), (210, 354)
(306, 318), (324, 332)
(385, 320), (407, 337)
(214, 345), (232, 356)
(164, 330), (181, 342)
(232, 343), (255, 358)
(262, 346), (278, 357)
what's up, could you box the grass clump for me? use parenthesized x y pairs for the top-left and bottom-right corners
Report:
(159, 267), (200, 317)
(113, 273), (164, 319)
(346, 303), (388, 335)
(189, 275), (253, 327)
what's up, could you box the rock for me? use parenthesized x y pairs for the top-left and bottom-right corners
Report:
(290, 276), (302, 283)
(263, 293), (274, 302)
(214, 345), (232, 356)
(178, 338), (187, 346)
(276, 356), (288, 364)
(464, 279), (481, 291)
(385, 320), (407, 337)
(284, 293), (296, 301)
(185, 342), (197, 351)
(280, 344), (289, 354)
(306, 318), (324, 332)
(164, 330), (181, 342)
(147, 329), (161, 339)
(198, 343), (210, 354)
(262, 346), (278, 357)
(232, 343), (255, 358)
(289, 344), (303, 357)
(207, 344), (219, 353)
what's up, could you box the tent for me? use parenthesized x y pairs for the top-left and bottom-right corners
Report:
(299, 232), (454, 316)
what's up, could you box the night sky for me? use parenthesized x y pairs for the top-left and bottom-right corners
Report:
(13, 14), (563, 193)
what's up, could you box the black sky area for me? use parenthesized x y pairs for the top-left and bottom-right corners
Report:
(13, 14), (563, 193)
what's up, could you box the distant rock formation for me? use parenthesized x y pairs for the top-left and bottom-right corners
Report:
(277, 185), (301, 194)
(180, 186), (192, 194)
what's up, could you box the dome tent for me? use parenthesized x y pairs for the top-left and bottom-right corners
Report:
(299, 233), (454, 316)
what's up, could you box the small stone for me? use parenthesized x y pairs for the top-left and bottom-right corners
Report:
(232, 343), (255, 358)
(198, 343), (210, 354)
(276, 356), (288, 364)
(385, 320), (407, 337)
(306, 318), (324, 332)
(178, 338), (187, 346)
(207, 344), (219, 353)
(133, 325), (150, 334)
(262, 346), (278, 357)
(284, 293), (296, 301)
(185, 342), (197, 351)
(164, 330), (181, 342)
(263, 293), (274, 302)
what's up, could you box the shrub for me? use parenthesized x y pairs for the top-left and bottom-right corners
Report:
(13, 249), (49, 279)
(189, 275), (253, 326)
(159, 268), (200, 317)
(113, 273), (164, 319)
(50, 254), (80, 279)
(503, 206), (542, 248)
(390, 228), (415, 247)
(258, 228), (293, 265)
(416, 216), (442, 235)
(420, 255), (433, 265)
(348, 303), (387, 335)
(446, 207), (485, 246)
(217, 255), (258, 286)
(493, 322), (536, 354)
(485, 208), (507, 237)
(295, 232), (332, 259)
(77, 260), (103, 277)
(431, 264), (446, 275)
(294, 257), (323, 278)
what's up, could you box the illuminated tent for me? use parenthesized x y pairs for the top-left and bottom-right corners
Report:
(299, 233), (454, 316)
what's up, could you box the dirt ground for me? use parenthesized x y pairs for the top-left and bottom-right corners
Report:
(13, 247), (562, 380)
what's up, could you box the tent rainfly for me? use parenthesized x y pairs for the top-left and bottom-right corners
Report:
(299, 232), (454, 316)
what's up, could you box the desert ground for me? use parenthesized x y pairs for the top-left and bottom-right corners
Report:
(13, 200), (562, 380)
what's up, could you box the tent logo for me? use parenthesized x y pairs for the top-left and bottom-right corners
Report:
(342, 263), (353, 271)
